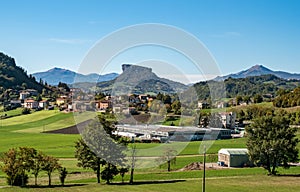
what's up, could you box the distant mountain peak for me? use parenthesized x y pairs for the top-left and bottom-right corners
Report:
(247, 64), (271, 72)
(214, 65), (300, 81)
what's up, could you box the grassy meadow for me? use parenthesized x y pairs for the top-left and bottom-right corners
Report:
(0, 108), (299, 191)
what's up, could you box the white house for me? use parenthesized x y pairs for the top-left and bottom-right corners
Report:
(39, 100), (49, 109)
(24, 99), (39, 109)
(19, 91), (30, 100)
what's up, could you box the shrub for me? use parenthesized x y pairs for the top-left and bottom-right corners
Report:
(22, 108), (31, 114)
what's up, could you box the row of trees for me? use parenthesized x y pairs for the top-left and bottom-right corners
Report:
(0, 147), (67, 186)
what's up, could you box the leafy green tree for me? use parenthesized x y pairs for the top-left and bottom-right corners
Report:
(75, 116), (127, 184)
(1, 147), (36, 186)
(101, 163), (119, 184)
(18, 147), (37, 186)
(246, 112), (299, 175)
(32, 151), (45, 186)
(75, 138), (105, 184)
(1, 148), (20, 186)
(85, 119), (127, 184)
(42, 155), (61, 186)
(171, 100), (181, 115)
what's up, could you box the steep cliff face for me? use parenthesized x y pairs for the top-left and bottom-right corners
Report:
(97, 64), (188, 94)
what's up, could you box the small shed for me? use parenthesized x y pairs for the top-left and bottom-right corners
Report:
(218, 148), (250, 167)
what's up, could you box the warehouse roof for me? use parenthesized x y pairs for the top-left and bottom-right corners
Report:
(218, 148), (248, 156)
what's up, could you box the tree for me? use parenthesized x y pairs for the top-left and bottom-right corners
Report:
(1, 148), (20, 186)
(129, 143), (137, 184)
(209, 113), (223, 128)
(42, 155), (61, 186)
(0, 147), (36, 186)
(32, 151), (45, 186)
(101, 163), (119, 184)
(158, 147), (177, 172)
(253, 94), (263, 103)
(75, 116), (127, 184)
(246, 112), (299, 175)
(119, 167), (128, 183)
(75, 138), (105, 184)
(17, 147), (37, 186)
(171, 100), (181, 115)
(84, 119), (127, 184)
(59, 167), (68, 186)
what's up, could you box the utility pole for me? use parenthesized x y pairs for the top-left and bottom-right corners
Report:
(202, 145), (206, 192)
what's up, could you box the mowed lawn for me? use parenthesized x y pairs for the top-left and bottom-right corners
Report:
(0, 110), (81, 157)
(0, 110), (300, 191)
(1, 167), (300, 192)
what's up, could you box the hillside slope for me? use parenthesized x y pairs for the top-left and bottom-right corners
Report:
(0, 52), (45, 92)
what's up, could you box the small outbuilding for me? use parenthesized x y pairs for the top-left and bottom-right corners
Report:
(218, 148), (250, 167)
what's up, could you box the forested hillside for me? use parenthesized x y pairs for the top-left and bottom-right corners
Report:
(193, 74), (300, 100)
(0, 52), (44, 92)
(273, 86), (300, 107)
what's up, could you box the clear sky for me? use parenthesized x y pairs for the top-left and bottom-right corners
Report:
(1, 0), (300, 84)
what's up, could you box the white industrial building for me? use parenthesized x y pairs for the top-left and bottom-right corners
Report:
(115, 125), (231, 142)
(218, 148), (251, 167)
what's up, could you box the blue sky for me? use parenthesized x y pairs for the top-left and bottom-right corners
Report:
(1, 0), (300, 83)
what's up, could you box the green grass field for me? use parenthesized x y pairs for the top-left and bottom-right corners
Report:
(0, 109), (299, 191)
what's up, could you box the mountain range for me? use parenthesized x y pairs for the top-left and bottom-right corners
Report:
(214, 64), (300, 81)
(33, 67), (118, 85)
(34, 64), (300, 86)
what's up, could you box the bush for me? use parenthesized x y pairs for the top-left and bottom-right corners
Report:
(22, 108), (31, 114)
